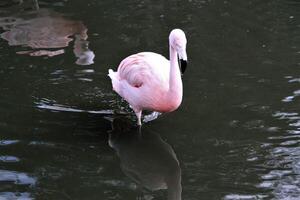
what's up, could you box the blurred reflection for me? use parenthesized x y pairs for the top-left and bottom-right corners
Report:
(0, 0), (38, 9)
(0, 8), (94, 65)
(19, 0), (39, 10)
(109, 118), (182, 200)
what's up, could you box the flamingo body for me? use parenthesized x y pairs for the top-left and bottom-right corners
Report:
(108, 29), (187, 125)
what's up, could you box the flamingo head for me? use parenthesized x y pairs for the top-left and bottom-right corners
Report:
(169, 29), (188, 74)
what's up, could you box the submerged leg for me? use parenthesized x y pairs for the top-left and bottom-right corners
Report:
(133, 108), (142, 126)
(33, 0), (39, 10)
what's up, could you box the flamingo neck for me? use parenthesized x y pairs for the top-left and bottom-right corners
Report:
(168, 45), (183, 99)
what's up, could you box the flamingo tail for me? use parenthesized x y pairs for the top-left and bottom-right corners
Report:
(108, 69), (120, 93)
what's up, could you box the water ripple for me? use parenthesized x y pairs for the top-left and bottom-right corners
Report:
(224, 194), (268, 200)
(0, 140), (19, 146)
(35, 101), (114, 114)
(0, 170), (36, 185)
(0, 192), (33, 200)
(0, 156), (20, 163)
(281, 77), (300, 103)
(257, 109), (300, 199)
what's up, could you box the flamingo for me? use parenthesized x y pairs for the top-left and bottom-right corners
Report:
(108, 29), (187, 125)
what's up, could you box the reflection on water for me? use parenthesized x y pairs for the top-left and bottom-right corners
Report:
(19, 0), (40, 10)
(0, 139), (37, 200)
(109, 118), (182, 200)
(36, 100), (115, 114)
(0, 156), (20, 163)
(0, 7), (94, 65)
(282, 76), (300, 103)
(0, 192), (32, 200)
(263, 80), (300, 199)
(0, 170), (36, 185)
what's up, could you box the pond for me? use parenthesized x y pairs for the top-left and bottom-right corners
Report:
(0, 0), (299, 199)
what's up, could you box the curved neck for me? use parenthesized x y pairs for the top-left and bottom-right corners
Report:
(168, 45), (182, 95)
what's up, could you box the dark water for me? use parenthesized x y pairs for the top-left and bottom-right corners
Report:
(0, 0), (299, 199)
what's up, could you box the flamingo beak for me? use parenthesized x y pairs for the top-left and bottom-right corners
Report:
(180, 59), (187, 74)
(178, 48), (188, 74)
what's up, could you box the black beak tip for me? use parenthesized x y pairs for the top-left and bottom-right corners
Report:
(180, 59), (188, 74)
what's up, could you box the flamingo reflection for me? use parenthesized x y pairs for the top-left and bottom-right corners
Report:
(109, 118), (182, 200)
(18, 0), (39, 10)
(0, 8), (94, 65)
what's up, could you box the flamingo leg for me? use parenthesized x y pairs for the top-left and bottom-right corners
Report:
(133, 108), (142, 126)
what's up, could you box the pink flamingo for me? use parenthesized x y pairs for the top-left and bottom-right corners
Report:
(108, 29), (187, 125)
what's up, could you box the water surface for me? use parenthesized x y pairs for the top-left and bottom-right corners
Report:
(0, 0), (299, 199)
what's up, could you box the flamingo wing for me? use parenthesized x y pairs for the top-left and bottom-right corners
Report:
(118, 54), (149, 88)
(117, 52), (169, 89)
